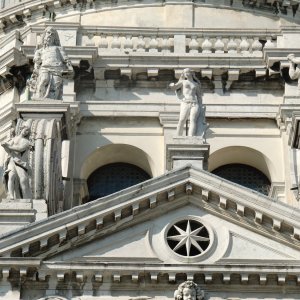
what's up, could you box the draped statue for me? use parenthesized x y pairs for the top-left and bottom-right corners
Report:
(1, 122), (32, 199)
(28, 26), (73, 100)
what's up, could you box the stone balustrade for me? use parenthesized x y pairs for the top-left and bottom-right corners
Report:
(79, 30), (277, 55)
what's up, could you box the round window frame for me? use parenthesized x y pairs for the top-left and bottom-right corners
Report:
(163, 215), (215, 263)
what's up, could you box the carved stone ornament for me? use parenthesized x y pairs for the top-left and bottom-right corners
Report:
(27, 26), (73, 100)
(174, 281), (205, 300)
(1, 120), (33, 199)
(287, 53), (300, 90)
(169, 68), (208, 138)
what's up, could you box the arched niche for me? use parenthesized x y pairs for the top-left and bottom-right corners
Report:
(80, 143), (154, 180)
(208, 146), (275, 182)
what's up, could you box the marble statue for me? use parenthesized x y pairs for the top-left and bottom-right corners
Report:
(174, 281), (204, 300)
(169, 68), (207, 137)
(1, 122), (32, 199)
(287, 54), (300, 89)
(28, 26), (73, 100)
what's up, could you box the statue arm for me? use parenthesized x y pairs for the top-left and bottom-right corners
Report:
(196, 83), (202, 103)
(169, 81), (183, 90)
(33, 49), (42, 66)
(5, 139), (29, 152)
(60, 47), (73, 72)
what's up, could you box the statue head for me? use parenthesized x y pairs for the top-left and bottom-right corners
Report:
(41, 26), (61, 47)
(174, 281), (204, 300)
(182, 68), (193, 80)
(19, 123), (30, 138)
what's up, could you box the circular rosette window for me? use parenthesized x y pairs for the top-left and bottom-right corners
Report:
(166, 219), (210, 257)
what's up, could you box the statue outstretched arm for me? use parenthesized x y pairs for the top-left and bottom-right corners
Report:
(169, 81), (183, 90)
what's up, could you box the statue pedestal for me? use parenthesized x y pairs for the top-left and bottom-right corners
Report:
(166, 136), (210, 171)
(0, 198), (47, 234)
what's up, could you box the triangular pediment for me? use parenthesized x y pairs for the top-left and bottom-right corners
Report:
(45, 202), (300, 266)
(1, 165), (300, 267)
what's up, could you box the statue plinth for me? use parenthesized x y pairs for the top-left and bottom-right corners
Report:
(166, 136), (210, 171)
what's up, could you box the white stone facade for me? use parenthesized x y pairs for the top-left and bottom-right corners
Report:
(1, 0), (300, 299)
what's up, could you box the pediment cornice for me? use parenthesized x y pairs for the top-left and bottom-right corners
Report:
(0, 166), (300, 261)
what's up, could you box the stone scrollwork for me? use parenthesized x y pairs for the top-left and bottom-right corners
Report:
(287, 53), (300, 89)
(169, 68), (208, 138)
(28, 26), (73, 100)
(174, 281), (205, 300)
(1, 120), (33, 200)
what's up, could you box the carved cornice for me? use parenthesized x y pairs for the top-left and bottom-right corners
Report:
(21, 45), (98, 66)
(1, 260), (300, 287)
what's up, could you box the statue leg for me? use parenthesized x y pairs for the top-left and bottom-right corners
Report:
(177, 102), (190, 136)
(15, 167), (31, 199)
(188, 104), (200, 136)
(6, 161), (17, 199)
(53, 75), (63, 100)
(37, 71), (50, 99)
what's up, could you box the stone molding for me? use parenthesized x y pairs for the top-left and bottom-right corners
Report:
(2, 261), (300, 288)
(0, 0), (299, 31)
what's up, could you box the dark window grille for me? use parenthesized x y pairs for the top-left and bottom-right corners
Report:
(212, 163), (271, 195)
(87, 163), (150, 201)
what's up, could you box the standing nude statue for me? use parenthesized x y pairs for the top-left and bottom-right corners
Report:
(28, 26), (73, 100)
(1, 123), (32, 199)
(169, 68), (207, 137)
(174, 281), (204, 300)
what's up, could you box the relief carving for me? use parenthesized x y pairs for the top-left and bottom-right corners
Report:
(28, 26), (73, 100)
(174, 281), (205, 300)
(170, 68), (207, 138)
(1, 121), (33, 199)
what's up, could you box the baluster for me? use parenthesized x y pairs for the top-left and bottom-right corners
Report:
(214, 36), (225, 54)
(227, 37), (238, 53)
(161, 36), (171, 54)
(136, 35), (146, 52)
(189, 35), (199, 54)
(85, 33), (95, 46)
(124, 34), (133, 52)
(251, 37), (262, 54)
(97, 34), (108, 52)
(149, 35), (159, 53)
(111, 34), (121, 52)
(239, 37), (250, 54)
(264, 36), (275, 48)
(202, 37), (212, 54)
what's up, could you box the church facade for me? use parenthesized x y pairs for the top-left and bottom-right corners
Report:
(0, 0), (300, 299)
